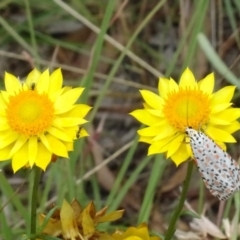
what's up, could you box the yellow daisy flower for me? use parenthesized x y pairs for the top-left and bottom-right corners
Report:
(0, 68), (91, 172)
(130, 68), (240, 165)
(112, 223), (161, 240)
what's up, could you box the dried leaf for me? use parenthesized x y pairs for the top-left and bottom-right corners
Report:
(96, 210), (124, 223)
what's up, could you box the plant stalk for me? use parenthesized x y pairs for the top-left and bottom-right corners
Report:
(30, 166), (42, 240)
(164, 161), (194, 240)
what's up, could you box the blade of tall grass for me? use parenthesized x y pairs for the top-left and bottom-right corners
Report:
(0, 172), (29, 225)
(71, 0), (96, 23)
(24, 0), (40, 66)
(65, 157), (77, 200)
(70, 139), (89, 204)
(197, 33), (240, 89)
(233, 0), (240, 11)
(102, 155), (153, 230)
(166, 0), (209, 76)
(89, 0), (167, 122)
(111, 152), (148, 209)
(183, 0), (209, 69)
(224, 0), (240, 48)
(39, 172), (54, 212)
(0, 199), (13, 239)
(91, 170), (102, 210)
(0, 16), (34, 55)
(80, 0), (117, 101)
(106, 137), (139, 206)
(0, 0), (13, 9)
(53, 0), (163, 78)
(138, 154), (167, 223)
(223, 197), (233, 218)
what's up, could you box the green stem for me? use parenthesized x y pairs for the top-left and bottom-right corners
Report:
(30, 167), (42, 240)
(164, 161), (194, 240)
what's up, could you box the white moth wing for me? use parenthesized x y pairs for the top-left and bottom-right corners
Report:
(186, 127), (240, 201)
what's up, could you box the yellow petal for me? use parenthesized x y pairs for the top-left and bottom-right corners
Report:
(211, 103), (232, 114)
(122, 224), (150, 239)
(53, 117), (87, 128)
(139, 136), (153, 144)
(63, 127), (77, 139)
(54, 88), (84, 109)
(169, 78), (179, 92)
(208, 117), (230, 125)
(143, 102), (152, 109)
(99, 233), (116, 240)
(60, 104), (92, 118)
(205, 126), (236, 143)
(148, 135), (176, 155)
(77, 128), (89, 138)
(0, 130), (13, 140)
(211, 86), (235, 105)
(0, 132), (18, 149)
(217, 121), (240, 134)
(54, 105), (74, 115)
(0, 93), (7, 109)
(1, 91), (9, 103)
(4, 72), (22, 95)
(12, 142), (28, 173)
(148, 142), (167, 155)
(36, 69), (50, 93)
(35, 142), (52, 170)
(145, 109), (163, 117)
(213, 108), (240, 122)
(137, 124), (166, 137)
(167, 133), (185, 158)
(46, 134), (68, 157)
(140, 90), (163, 110)
(198, 73), (214, 94)
(179, 68), (197, 88)
(0, 144), (13, 160)
(171, 143), (190, 166)
(158, 77), (170, 98)
(0, 124), (10, 131)
(26, 69), (41, 85)
(65, 141), (73, 151)
(152, 126), (176, 141)
(28, 137), (38, 167)
(62, 86), (72, 93)
(0, 116), (8, 125)
(130, 109), (160, 126)
(47, 126), (72, 142)
(9, 135), (28, 158)
(214, 140), (226, 151)
(48, 68), (63, 95)
(49, 88), (65, 103)
(39, 133), (51, 152)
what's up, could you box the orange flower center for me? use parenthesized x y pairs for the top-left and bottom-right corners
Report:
(163, 87), (211, 131)
(6, 90), (54, 136)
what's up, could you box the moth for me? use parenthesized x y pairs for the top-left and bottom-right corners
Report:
(185, 127), (240, 201)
